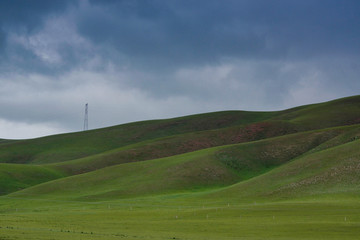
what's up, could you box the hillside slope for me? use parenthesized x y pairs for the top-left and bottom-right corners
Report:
(9, 125), (359, 200)
(274, 95), (360, 130)
(0, 95), (358, 199)
(0, 95), (359, 166)
(207, 137), (360, 202)
(0, 111), (276, 164)
(47, 120), (298, 175)
(0, 164), (65, 195)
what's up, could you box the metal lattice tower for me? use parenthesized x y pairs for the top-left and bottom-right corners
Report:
(83, 103), (88, 131)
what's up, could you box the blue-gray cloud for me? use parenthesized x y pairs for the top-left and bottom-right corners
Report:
(2, 0), (359, 72)
(77, 0), (360, 64)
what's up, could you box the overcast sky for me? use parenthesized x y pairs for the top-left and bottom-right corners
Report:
(0, 0), (359, 139)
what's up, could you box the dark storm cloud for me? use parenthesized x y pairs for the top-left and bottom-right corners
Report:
(76, 0), (269, 68)
(0, 0), (79, 75)
(0, 0), (75, 28)
(1, 0), (359, 74)
(70, 0), (360, 101)
(76, 0), (360, 67)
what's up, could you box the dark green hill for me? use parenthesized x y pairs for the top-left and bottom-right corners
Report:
(0, 95), (359, 199)
(9, 124), (360, 200)
(0, 95), (359, 166)
(0, 163), (65, 195)
(274, 95), (360, 129)
(0, 111), (276, 164)
(207, 137), (360, 202)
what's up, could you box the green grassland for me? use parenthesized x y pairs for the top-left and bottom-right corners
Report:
(1, 197), (359, 240)
(0, 95), (360, 239)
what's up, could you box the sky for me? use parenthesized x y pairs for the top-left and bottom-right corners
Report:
(0, 0), (359, 139)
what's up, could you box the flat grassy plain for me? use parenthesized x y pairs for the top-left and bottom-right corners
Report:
(0, 96), (360, 239)
(1, 195), (360, 240)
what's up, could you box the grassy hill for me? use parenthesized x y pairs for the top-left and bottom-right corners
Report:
(0, 111), (275, 164)
(207, 137), (360, 202)
(0, 163), (65, 195)
(274, 95), (360, 129)
(0, 95), (359, 166)
(0, 95), (359, 196)
(9, 124), (360, 200)
(0, 95), (360, 240)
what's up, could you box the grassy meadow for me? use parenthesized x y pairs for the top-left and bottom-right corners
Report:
(0, 95), (360, 239)
(1, 195), (360, 240)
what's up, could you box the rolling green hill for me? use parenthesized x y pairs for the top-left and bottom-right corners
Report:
(207, 137), (360, 202)
(0, 95), (360, 240)
(0, 95), (359, 197)
(9, 124), (360, 200)
(0, 163), (65, 196)
(0, 95), (359, 167)
(274, 95), (360, 129)
(0, 111), (276, 164)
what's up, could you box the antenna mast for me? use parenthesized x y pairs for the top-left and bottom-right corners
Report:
(83, 103), (88, 131)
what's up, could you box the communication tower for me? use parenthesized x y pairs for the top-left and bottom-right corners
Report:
(83, 103), (88, 131)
